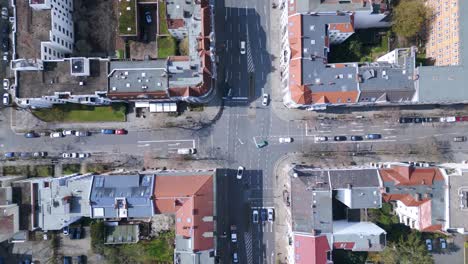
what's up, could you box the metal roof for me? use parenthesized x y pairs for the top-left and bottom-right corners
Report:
(108, 60), (168, 93)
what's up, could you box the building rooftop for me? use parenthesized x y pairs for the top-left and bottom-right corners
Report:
(153, 171), (214, 252)
(90, 174), (155, 219)
(118, 0), (137, 36)
(446, 169), (468, 232)
(104, 224), (139, 244)
(328, 168), (380, 188)
(0, 204), (19, 243)
(108, 60), (168, 95)
(16, 0), (51, 59)
(332, 220), (386, 251)
(17, 59), (108, 98)
(294, 233), (330, 264)
(37, 175), (93, 231)
(379, 165), (445, 186)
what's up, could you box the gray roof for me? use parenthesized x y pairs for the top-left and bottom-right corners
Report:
(89, 174), (154, 219)
(416, 0), (468, 103)
(333, 221), (386, 251)
(328, 168), (380, 188)
(108, 60), (168, 93)
(296, 0), (372, 13)
(17, 59), (108, 98)
(447, 170), (468, 231)
(175, 235), (215, 264)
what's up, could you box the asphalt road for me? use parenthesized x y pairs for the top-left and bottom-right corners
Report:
(2, 1), (468, 264)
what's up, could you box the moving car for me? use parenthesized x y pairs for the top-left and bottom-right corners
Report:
(314, 136), (328, 142)
(50, 132), (63, 138)
(232, 252), (239, 263)
(177, 148), (197, 155)
(365, 134), (381, 140)
(24, 131), (38, 138)
(101, 129), (115, 134)
(453, 136), (466, 142)
(334, 136), (347, 141)
(236, 166), (244, 179)
(262, 93), (269, 106)
(3, 78), (8, 90)
(279, 137), (292, 143)
(240, 41), (246, 55)
(425, 239), (432, 251)
(145, 11), (152, 24)
(62, 130), (75, 136)
(116, 129), (127, 135)
(75, 131), (90, 137)
(267, 208), (274, 222)
(230, 225), (237, 243)
(350, 135), (363, 141)
(2, 93), (9, 105)
(256, 140), (268, 148)
(252, 210), (258, 223)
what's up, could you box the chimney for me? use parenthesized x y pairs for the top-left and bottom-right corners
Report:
(413, 193), (421, 201)
(347, 183), (352, 189)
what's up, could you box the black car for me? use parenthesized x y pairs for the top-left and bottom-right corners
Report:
(399, 117), (414, 123)
(350, 135), (363, 141)
(422, 117), (434, 123)
(24, 131), (39, 138)
(1, 24), (8, 34)
(334, 136), (347, 141)
(413, 117), (423, 123)
(365, 134), (382, 140)
(260, 209), (267, 221)
(1, 38), (8, 52)
(75, 255), (86, 264)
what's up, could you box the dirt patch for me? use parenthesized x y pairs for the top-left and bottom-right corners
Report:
(129, 40), (157, 60)
(73, 0), (117, 57)
(150, 215), (175, 236)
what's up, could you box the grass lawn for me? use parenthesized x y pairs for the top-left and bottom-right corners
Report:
(33, 165), (54, 177)
(157, 36), (177, 58)
(86, 164), (110, 174)
(158, 0), (169, 35)
(63, 164), (81, 175)
(3, 165), (29, 175)
(118, 0), (137, 35)
(2, 165), (54, 177)
(32, 103), (127, 123)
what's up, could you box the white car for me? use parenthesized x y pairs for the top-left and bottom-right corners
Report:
(2, 93), (9, 105)
(440, 238), (447, 249)
(237, 166), (244, 179)
(3, 79), (8, 90)
(279, 137), (292, 143)
(62, 153), (78, 158)
(1, 7), (7, 19)
(240, 41), (246, 55)
(262, 93), (269, 106)
(62, 130), (75, 136)
(78, 153), (90, 158)
(314, 136), (328, 142)
(50, 132), (63, 138)
(267, 208), (274, 222)
(425, 239), (432, 251)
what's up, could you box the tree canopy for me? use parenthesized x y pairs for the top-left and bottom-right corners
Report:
(381, 232), (434, 264)
(393, 0), (430, 38)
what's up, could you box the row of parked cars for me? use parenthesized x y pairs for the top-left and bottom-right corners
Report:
(399, 116), (468, 123)
(426, 237), (447, 251)
(4, 151), (46, 158)
(24, 129), (127, 138)
(252, 208), (274, 223)
(315, 133), (382, 142)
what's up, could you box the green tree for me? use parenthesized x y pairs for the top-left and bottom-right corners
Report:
(178, 37), (190, 56)
(393, 0), (429, 38)
(381, 232), (434, 264)
(348, 40), (363, 58)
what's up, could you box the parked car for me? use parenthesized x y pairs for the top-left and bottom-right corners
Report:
(75, 255), (86, 264)
(279, 137), (292, 143)
(315, 136), (328, 142)
(1, 7), (7, 19)
(50, 132), (63, 138)
(2, 93), (9, 105)
(1, 24), (8, 34)
(115, 129), (127, 135)
(1, 38), (8, 52)
(63, 256), (72, 264)
(24, 131), (38, 138)
(453, 136), (466, 142)
(267, 208), (274, 222)
(237, 166), (244, 180)
(440, 238), (447, 249)
(262, 93), (269, 106)
(425, 239), (432, 251)
(62, 153), (78, 158)
(399, 117), (414, 123)
(33, 152), (47, 157)
(365, 134), (381, 140)
(2, 52), (7, 62)
(62, 130), (75, 136)
(260, 208), (267, 221)
(256, 140), (268, 148)
(4, 152), (14, 158)
(101, 129), (115, 134)
(413, 117), (423, 123)
(20, 152), (31, 158)
(252, 210), (258, 223)
(63, 226), (69, 236)
(40, 131), (50, 137)
(350, 135), (363, 141)
(240, 41), (246, 55)
(144, 11), (152, 24)
(78, 153), (90, 158)
(2, 78), (8, 90)
(75, 131), (90, 137)
(334, 136), (347, 141)
(177, 148), (196, 155)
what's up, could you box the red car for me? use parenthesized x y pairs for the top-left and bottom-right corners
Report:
(115, 129), (127, 135)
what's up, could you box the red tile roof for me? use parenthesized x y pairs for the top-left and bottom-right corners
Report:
(328, 22), (354, 33)
(168, 19), (185, 30)
(294, 234), (330, 264)
(201, 7), (211, 37)
(153, 174), (214, 251)
(379, 166), (444, 186)
(333, 242), (355, 250)
(382, 193), (430, 207)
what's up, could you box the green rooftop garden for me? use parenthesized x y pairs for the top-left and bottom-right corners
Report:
(158, 0), (170, 35)
(118, 0), (137, 36)
(157, 36), (177, 58)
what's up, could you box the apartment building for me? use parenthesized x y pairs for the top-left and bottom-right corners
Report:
(29, 0), (74, 61)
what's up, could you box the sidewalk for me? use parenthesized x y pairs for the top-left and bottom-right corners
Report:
(10, 98), (223, 134)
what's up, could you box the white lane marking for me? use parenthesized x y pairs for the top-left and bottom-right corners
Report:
(137, 144), (150, 147)
(138, 139), (195, 148)
(238, 71), (241, 80)
(351, 129), (364, 132)
(383, 128), (396, 131)
(238, 138), (244, 144)
(167, 143), (180, 146)
(318, 130), (332, 133)
(238, 23), (240, 33)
